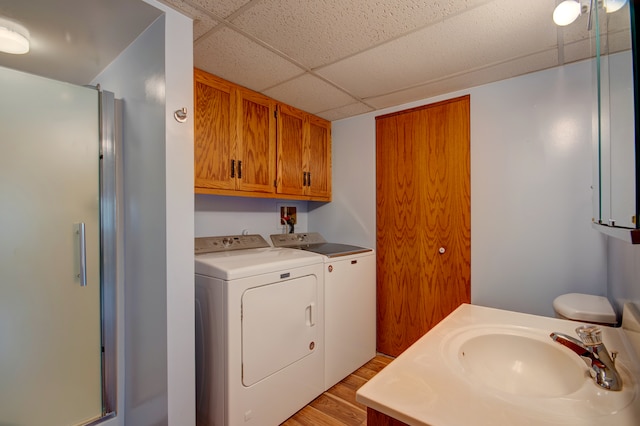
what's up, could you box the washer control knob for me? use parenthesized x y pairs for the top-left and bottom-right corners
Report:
(222, 237), (233, 247)
(439, 247), (446, 254)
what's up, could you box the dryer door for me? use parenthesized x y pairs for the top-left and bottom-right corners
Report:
(242, 274), (318, 386)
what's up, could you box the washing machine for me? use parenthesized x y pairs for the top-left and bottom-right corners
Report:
(194, 234), (324, 426)
(270, 232), (376, 390)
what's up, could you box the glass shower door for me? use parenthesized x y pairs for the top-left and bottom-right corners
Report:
(0, 66), (102, 425)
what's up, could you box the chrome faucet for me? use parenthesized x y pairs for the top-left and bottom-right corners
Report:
(550, 325), (622, 391)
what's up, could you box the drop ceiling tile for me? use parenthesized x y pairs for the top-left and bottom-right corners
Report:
(561, 14), (591, 44)
(561, 5), (630, 47)
(316, 0), (559, 100)
(263, 73), (355, 115)
(366, 49), (559, 110)
(563, 38), (594, 64)
(194, 26), (304, 92)
(315, 102), (375, 121)
(230, 0), (494, 69)
(607, 3), (632, 32)
(564, 31), (631, 61)
(604, 6), (632, 53)
(608, 29), (632, 53)
(160, 0), (219, 39)
(193, 19), (219, 40)
(189, 0), (254, 19)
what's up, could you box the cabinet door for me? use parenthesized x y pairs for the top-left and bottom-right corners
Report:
(376, 96), (471, 357)
(277, 103), (306, 195)
(194, 69), (236, 190)
(237, 89), (276, 193)
(306, 115), (332, 198)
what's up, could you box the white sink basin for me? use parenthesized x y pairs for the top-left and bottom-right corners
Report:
(454, 331), (585, 397)
(356, 304), (640, 425)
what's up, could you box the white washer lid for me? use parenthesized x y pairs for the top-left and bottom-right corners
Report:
(553, 293), (616, 324)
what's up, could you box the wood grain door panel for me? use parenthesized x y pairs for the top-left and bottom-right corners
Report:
(376, 96), (471, 357)
(277, 104), (306, 195)
(237, 89), (276, 193)
(194, 70), (236, 190)
(307, 116), (331, 198)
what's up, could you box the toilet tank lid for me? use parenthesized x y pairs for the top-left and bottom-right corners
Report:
(553, 293), (616, 324)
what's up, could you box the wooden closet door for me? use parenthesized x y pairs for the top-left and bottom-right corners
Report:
(376, 95), (471, 357)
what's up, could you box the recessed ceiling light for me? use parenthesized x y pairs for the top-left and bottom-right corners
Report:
(0, 17), (30, 55)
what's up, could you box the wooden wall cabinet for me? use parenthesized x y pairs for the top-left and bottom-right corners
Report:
(194, 68), (331, 201)
(194, 68), (276, 196)
(276, 103), (332, 200)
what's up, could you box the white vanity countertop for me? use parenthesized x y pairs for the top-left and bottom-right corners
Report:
(356, 303), (640, 426)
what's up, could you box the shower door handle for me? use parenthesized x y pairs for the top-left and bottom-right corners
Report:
(75, 223), (87, 287)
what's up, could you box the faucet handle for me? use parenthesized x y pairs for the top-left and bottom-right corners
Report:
(576, 325), (602, 346)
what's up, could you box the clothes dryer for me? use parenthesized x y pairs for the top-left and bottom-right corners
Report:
(195, 234), (324, 426)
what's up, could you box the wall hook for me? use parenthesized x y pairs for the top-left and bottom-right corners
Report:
(174, 107), (188, 123)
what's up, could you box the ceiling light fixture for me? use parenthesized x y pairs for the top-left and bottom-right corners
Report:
(604, 0), (628, 13)
(553, 0), (629, 27)
(553, 0), (583, 26)
(0, 17), (30, 55)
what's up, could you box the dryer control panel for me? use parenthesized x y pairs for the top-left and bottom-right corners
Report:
(195, 234), (270, 254)
(270, 232), (327, 247)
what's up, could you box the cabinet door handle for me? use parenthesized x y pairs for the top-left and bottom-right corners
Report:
(230, 159), (235, 178)
(302, 172), (307, 186)
(307, 172), (311, 187)
(238, 160), (242, 179)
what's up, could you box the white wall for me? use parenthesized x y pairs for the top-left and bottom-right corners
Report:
(93, 1), (194, 424)
(471, 61), (607, 316)
(156, 1), (195, 423)
(311, 59), (608, 318)
(195, 195), (309, 237)
(308, 116), (376, 248)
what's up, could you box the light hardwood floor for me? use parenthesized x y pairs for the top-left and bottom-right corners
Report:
(281, 355), (393, 426)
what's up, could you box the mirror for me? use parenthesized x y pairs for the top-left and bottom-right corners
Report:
(592, 0), (640, 243)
